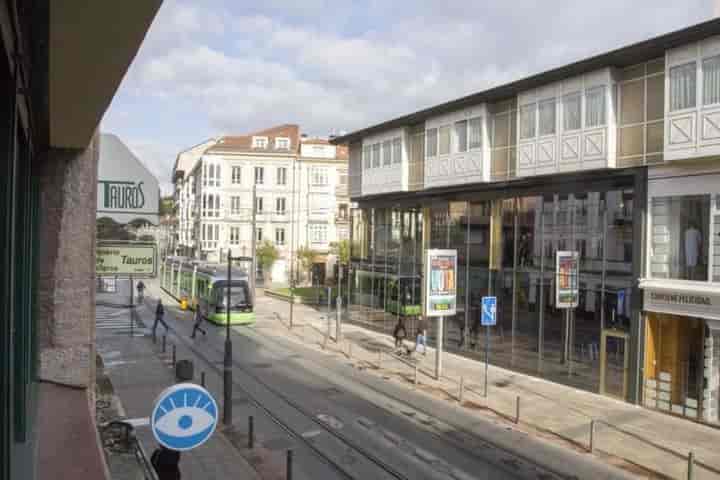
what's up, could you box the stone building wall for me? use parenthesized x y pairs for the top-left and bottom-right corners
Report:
(37, 134), (98, 389)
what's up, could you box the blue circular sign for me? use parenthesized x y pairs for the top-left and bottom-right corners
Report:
(151, 383), (218, 451)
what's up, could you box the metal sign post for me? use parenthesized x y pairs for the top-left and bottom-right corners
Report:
(556, 251), (579, 371)
(481, 296), (497, 398)
(224, 251), (232, 426)
(425, 249), (458, 380)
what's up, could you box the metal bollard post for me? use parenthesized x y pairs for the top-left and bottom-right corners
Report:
(515, 396), (520, 424)
(459, 376), (464, 404)
(286, 449), (293, 480)
(162, 335), (167, 353)
(588, 420), (595, 453)
(248, 416), (254, 449)
(688, 451), (695, 480)
(172, 344), (176, 367)
(201, 371), (206, 388)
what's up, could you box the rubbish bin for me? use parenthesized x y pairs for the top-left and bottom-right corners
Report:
(180, 296), (188, 311)
(175, 359), (194, 383)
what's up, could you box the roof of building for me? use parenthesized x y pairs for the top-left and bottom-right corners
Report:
(204, 124), (300, 154)
(173, 138), (217, 181)
(331, 17), (720, 145)
(300, 137), (349, 160)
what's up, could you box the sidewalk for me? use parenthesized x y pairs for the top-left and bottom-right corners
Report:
(258, 293), (720, 480)
(95, 300), (261, 480)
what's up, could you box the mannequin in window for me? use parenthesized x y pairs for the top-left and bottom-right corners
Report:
(684, 221), (702, 280)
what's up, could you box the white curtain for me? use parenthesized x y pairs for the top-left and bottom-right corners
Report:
(704, 56), (720, 105)
(520, 105), (536, 139)
(468, 117), (482, 149)
(538, 99), (556, 135)
(563, 93), (581, 131)
(670, 63), (696, 111)
(585, 87), (606, 127)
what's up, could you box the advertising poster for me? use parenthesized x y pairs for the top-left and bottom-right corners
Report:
(556, 250), (579, 308)
(425, 249), (458, 317)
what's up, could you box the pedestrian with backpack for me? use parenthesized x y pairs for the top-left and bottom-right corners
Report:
(190, 299), (207, 339)
(153, 299), (169, 338)
(151, 445), (181, 480)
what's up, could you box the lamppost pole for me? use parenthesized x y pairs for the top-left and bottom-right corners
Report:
(223, 250), (233, 426)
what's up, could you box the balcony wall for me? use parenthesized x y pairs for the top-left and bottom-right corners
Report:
(361, 128), (407, 196)
(424, 104), (488, 188)
(665, 36), (720, 161)
(517, 68), (617, 178)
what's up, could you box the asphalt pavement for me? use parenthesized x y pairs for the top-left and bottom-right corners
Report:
(130, 278), (636, 480)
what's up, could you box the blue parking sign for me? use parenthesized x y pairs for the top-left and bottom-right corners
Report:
(481, 296), (496, 326)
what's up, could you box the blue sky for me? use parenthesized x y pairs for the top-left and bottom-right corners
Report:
(101, 0), (715, 193)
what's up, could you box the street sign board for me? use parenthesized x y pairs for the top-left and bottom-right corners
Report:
(556, 251), (579, 308)
(481, 296), (497, 326)
(151, 383), (218, 451)
(425, 249), (458, 317)
(96, 242), (157, 277)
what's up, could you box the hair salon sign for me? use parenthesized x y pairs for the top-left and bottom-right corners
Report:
(97, 134), (160, 225)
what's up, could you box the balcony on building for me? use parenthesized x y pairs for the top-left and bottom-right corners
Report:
(361, 128), (408, 196)
(424, 105), (488, 188)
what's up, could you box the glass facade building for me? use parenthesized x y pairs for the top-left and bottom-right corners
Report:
(347, 172), (643, 397)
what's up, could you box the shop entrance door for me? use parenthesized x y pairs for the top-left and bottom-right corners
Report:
(600, 328), (629, 399)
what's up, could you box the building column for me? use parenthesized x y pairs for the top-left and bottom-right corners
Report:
(704, 322), (720, 423)
(37, 135), (99, 389)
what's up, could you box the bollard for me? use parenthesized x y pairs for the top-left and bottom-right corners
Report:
(201, 371), (206, 388)
(162, 335), (167, 353)
(459, 376), (464, 404)
(248, 416), (254, 449)
(414, 365), (418, 385)
(515, 396), (520, 424)
(172, 344), (176, 367)
(286, 449), (293, 480)
(588, 420), (595, 453)
(688, 451), (695, 480)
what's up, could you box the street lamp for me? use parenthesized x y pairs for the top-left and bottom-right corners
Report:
(223, 250), (254, 426)
(223, 250), (233, 426)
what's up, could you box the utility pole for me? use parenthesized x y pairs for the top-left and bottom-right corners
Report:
(251, 184), (257, 303)
(223, 250), (233, 426)
(289, 158), (296, 328)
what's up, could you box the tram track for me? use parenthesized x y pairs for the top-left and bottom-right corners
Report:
(156, 295), (410, 480)
(243, 317), (569, 480)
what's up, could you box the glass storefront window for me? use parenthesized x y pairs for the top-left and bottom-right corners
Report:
(651, 195), (711, 281)
(347, 186), (635, 396)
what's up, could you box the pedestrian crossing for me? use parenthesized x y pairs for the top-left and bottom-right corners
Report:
(96, 305), (141, 333)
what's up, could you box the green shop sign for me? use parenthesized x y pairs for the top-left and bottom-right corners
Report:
(97, 242), (157, 277)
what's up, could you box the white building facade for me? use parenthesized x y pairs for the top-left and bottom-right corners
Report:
(335, 20), (720, 425)
(173, 125), (349, 284)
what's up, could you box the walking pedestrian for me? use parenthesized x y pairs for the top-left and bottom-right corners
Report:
(153, 299), (169, 337)
(415, 317), (427, 355)
(151, 445), (181, 480)
(190, 299), (206, 339)
(136, 280), (145, 303)
(393, 318), (407, 351)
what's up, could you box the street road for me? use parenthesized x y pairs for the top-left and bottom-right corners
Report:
(102, 279), (626, 479)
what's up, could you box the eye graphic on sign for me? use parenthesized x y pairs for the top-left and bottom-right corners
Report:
(151, 384), (218, 451)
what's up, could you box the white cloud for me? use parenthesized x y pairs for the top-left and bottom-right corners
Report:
(107, 0), (715, 193)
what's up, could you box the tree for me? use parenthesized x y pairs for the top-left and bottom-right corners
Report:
(296, 245), (317, 272)
(256, 240), (279, 281)
(329, 239), (350, 265)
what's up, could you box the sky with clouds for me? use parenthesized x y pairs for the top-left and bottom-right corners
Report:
(101, 0), (716, 193)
